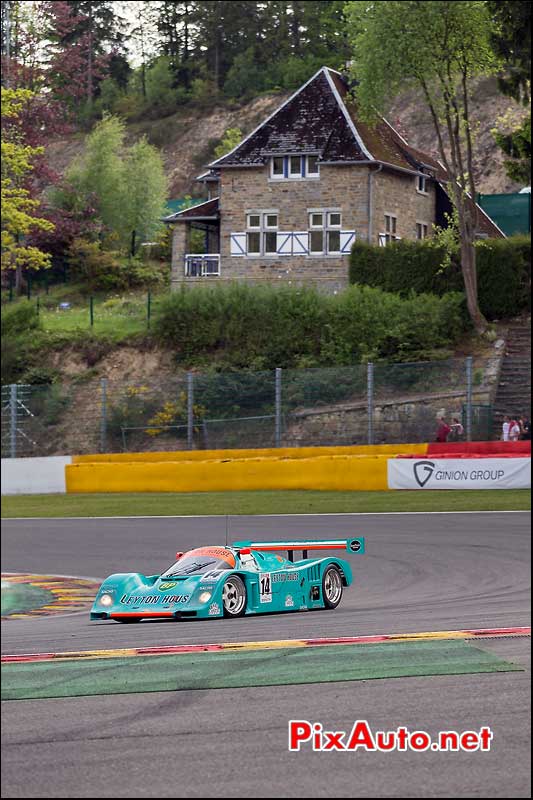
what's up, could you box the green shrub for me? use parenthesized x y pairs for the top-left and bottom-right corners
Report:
(154, 283), (467, 369)
(21, 366), (61, 385)
(349, 236), (531, 319)
(1, 303), (42, 383)
(1, 301), (41, 337)
(67, 239), (129, 292)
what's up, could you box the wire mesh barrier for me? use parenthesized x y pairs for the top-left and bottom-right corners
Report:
(1, 357), (507, 458)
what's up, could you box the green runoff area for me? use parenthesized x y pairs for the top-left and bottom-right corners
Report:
(1, 489), (530, 518)
(1, 640), (522, 701)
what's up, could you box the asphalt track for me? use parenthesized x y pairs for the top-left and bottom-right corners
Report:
(1, 511), (531, 798)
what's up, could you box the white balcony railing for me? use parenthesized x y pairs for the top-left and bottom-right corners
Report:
(184, 254), (220, 277)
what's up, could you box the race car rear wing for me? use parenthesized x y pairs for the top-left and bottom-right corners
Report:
(233, 538), (365, 562)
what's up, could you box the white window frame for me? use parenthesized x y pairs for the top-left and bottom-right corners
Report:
(270, 157), (285, 180)
(328, 211), (342, 228)
(245, 209), (279, 256)
(269, 155), (320, 181)
(416, 221), (429, 240)
(288, 155), (302, 178)
(379, 213), (400, 245)
(309, 212), (324, 229)
(247, 213), (261, 230)
(416, 174), (429, 195)
(306, 155), (320, 177)
(308, 208), (343, 255)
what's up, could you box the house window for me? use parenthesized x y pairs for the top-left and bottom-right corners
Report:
(269, 155), (320, 180)
(247, 214), (261, 229)
(246, 211), (278, 256)
(310, 230), (324, 253)
(308, 210), (342, 254)
(289, 156), (302, 177)
(271, 157), (285, 179)
(416, 222), (428, 240)
(379, 214), (399, 245)
(307, 155), (319, 176)
(416, 174), (428, 194)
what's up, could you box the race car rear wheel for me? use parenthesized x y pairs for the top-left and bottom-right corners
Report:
(322, 565), (343, 609)
(222, 576), (247, 618)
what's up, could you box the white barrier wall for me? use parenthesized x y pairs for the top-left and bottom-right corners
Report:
(1, 456), (72, 495)
(388, 457), (531, 490)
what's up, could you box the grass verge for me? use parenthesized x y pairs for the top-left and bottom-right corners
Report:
(1, 489), (530, 518)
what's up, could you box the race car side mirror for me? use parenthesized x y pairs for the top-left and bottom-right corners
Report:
(175, 551), (184, 560)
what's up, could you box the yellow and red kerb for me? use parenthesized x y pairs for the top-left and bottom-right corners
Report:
(1, 573), (101, 620)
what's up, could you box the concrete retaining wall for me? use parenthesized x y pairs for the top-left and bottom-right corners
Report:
(1, 456), (72, 495)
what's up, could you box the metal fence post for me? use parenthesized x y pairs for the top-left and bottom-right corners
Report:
(367, 362), (374, 445)
(147, 290), (151, 330)
(100, 378), (108, 453)
(10, 384), (17, 458)
(187, 372), (194, 450)
(90, 296), (94, 327)
(275, 367), (282, 447)
(466, 356), (473, 441)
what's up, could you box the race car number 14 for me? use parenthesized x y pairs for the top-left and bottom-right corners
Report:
(259, 573), (272, 603)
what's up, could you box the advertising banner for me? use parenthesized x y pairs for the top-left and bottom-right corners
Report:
(388, 457), (531, 490)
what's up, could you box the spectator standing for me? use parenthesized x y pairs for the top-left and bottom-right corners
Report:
(450, 417), (464, 440)
(509, 417), (521, 442)
(502, 415), (511, 441)
(436, 417), (451, 443)
(521, 417), (531, 441)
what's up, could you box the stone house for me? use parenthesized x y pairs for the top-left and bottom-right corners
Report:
(167, 66), (503, 292)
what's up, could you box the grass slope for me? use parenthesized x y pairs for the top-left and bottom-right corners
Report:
(1, 489), (530, 518)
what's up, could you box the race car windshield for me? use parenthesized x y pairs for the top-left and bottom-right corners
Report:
(162, 548), (236, 577)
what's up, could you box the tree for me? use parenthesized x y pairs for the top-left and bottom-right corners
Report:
(487, 0), (531, 104)
(1, 88), (54, 290)
(214, 128), (243, 159)
(345, 0), (498, 334)
(66, 114), (125, 238)
(44, 0), (125, 112)
(487, 1), (531, 185)
(122, 136), (168, 256)
(60, 115), (168, 256)
(493, 117), (531, 185)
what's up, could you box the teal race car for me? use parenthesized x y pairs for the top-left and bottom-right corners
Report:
(90, 537), (365, 622)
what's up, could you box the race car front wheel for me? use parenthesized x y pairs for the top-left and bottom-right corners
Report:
(222, 576), (247, 618)
(322, 566), (343, 609)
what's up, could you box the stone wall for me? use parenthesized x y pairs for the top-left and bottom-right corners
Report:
(170, 163), (437, 290)
(372, 168), (436, 243)
(285, 389), (494, 447)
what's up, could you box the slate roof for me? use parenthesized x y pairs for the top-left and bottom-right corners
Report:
(209, 67), (448, 176)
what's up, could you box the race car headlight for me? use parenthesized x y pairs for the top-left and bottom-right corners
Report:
(198, 591), (212, 603)
(99, 593), (114, 607)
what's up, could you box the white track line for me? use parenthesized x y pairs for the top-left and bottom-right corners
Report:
(2, 510), (530, 521)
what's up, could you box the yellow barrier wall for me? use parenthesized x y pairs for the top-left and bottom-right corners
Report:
(72, 442), (428, 464)
(66, 453), (390, 493)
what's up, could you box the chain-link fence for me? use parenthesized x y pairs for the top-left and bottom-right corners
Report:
(1, 356), (508, 458)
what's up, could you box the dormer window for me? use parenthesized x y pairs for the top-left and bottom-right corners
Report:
(270, 155), (320, 181)
(272, 157), (285, 178)
(289, 156), (302, 177)
(416, 174), (428, 194)
(307, 155), (319, 176)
